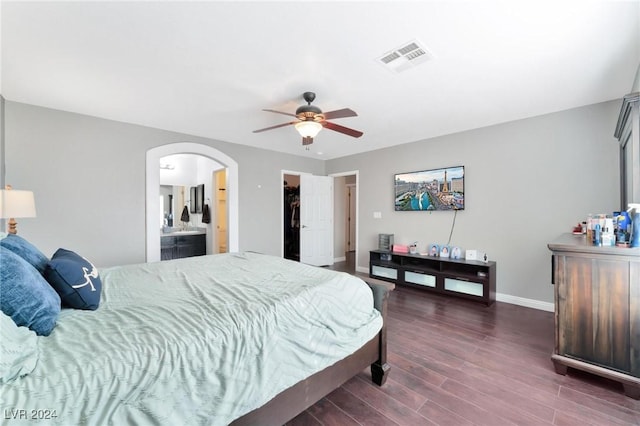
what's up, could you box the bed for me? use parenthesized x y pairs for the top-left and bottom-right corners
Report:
(0, 244), (390, 426)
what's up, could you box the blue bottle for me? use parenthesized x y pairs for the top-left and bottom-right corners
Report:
(630, 212), (640, 248)
(616, 211), (630, 243)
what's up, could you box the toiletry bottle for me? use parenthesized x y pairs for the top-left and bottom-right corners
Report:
(631, 212), (640, 248)
(603, 218), (615, 246)
(619, 211), (631, 242)
(586, 214), (593, 242)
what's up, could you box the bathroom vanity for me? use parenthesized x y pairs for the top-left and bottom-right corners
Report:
(161, 229), (206, 260)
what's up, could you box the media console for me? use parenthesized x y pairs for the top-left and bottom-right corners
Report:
(369, 250), (496, 306)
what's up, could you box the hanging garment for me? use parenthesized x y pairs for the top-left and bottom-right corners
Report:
(180, 205), (190, 222)
(202, 204), (211, 223)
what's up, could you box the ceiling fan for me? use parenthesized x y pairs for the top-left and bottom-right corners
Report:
(253, 92), (363, 146)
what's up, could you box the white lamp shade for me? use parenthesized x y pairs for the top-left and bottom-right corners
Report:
(0, 190), (36, 218)
(294, 121), (322, 138)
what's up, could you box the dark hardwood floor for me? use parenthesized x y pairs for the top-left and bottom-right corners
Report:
(290, 254), (640, 425)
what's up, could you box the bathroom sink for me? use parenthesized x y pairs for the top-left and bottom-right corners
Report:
(162, 228), (205, 236)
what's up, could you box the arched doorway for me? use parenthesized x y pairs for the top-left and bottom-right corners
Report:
(146, 143), (239, 262)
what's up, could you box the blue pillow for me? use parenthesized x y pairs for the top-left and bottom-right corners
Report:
(0, 234), (49, 275)
(44, 249), (102, 310)
(0, 246), (61, 336)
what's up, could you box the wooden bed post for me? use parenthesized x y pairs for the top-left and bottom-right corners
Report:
(367, 281), (392, 386)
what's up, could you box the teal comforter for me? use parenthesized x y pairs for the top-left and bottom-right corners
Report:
(1, 252), (382, 425)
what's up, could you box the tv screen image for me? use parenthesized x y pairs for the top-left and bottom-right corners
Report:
(394, 166), (464, 211)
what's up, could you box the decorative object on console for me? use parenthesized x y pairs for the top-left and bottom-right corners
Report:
(451, 246), (462, 259)
(465, 249), (485, 261)
(378, 233), (394, 251)
(392, 244), (409, 253)
(394, 166), (464, 211)
(0, 185), (36, 235)
(439, 245), (450, 258)
(428, 244), (439, 257)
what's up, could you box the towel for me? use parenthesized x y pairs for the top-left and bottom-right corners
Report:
(202, 204), (211, 224)
(180, 205), (190, 222)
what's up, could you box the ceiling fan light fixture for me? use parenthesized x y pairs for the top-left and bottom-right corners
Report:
(295, 121), (322, 138)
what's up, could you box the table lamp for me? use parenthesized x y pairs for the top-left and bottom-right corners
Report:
(0, 185), (36, 234)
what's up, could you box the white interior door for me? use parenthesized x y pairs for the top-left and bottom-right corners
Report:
(300, 174), (334, 266)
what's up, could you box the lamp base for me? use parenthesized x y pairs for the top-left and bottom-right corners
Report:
(7, 217), (17, 234)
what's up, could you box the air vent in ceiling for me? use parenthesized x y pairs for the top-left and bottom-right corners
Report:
(378, 39), (433, 73)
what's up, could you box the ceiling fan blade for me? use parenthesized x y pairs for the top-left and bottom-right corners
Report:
(263, 109), (297, 118)
(322, 108), (358, 120)
(253, 121), (297, 133)
(322, 121), (364, 138)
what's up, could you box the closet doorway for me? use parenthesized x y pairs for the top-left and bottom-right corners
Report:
(283, 174), (300, 262)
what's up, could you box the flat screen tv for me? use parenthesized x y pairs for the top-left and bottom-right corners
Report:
(394, 165), (464, 211)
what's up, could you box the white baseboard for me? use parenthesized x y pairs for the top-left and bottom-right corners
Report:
(496, 293), (554, 312)
(334, 256), (346, 263)
(356, 265), (368, 274)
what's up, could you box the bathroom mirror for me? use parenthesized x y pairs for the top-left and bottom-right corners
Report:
(160, 185), (188, 227)
(190, 184), (204, 214)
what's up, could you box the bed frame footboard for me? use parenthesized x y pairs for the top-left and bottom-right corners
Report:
(368, 281), (392, 386)
(231, 279), (392, 426)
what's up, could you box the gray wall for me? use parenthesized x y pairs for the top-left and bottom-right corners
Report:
(4, 101), (325, 266)
(3, 99), (623, 305)
(327, 100), (621, 304)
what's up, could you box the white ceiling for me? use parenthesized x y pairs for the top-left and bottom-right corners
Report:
(2, 1), (639, 160)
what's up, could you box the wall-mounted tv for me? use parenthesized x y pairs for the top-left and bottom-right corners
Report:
(394, 165), (464, 211)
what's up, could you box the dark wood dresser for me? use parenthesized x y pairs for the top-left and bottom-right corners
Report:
(548, 234), (640, 398)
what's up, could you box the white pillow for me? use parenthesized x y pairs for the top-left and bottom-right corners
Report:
(0, 310), (39, 383)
